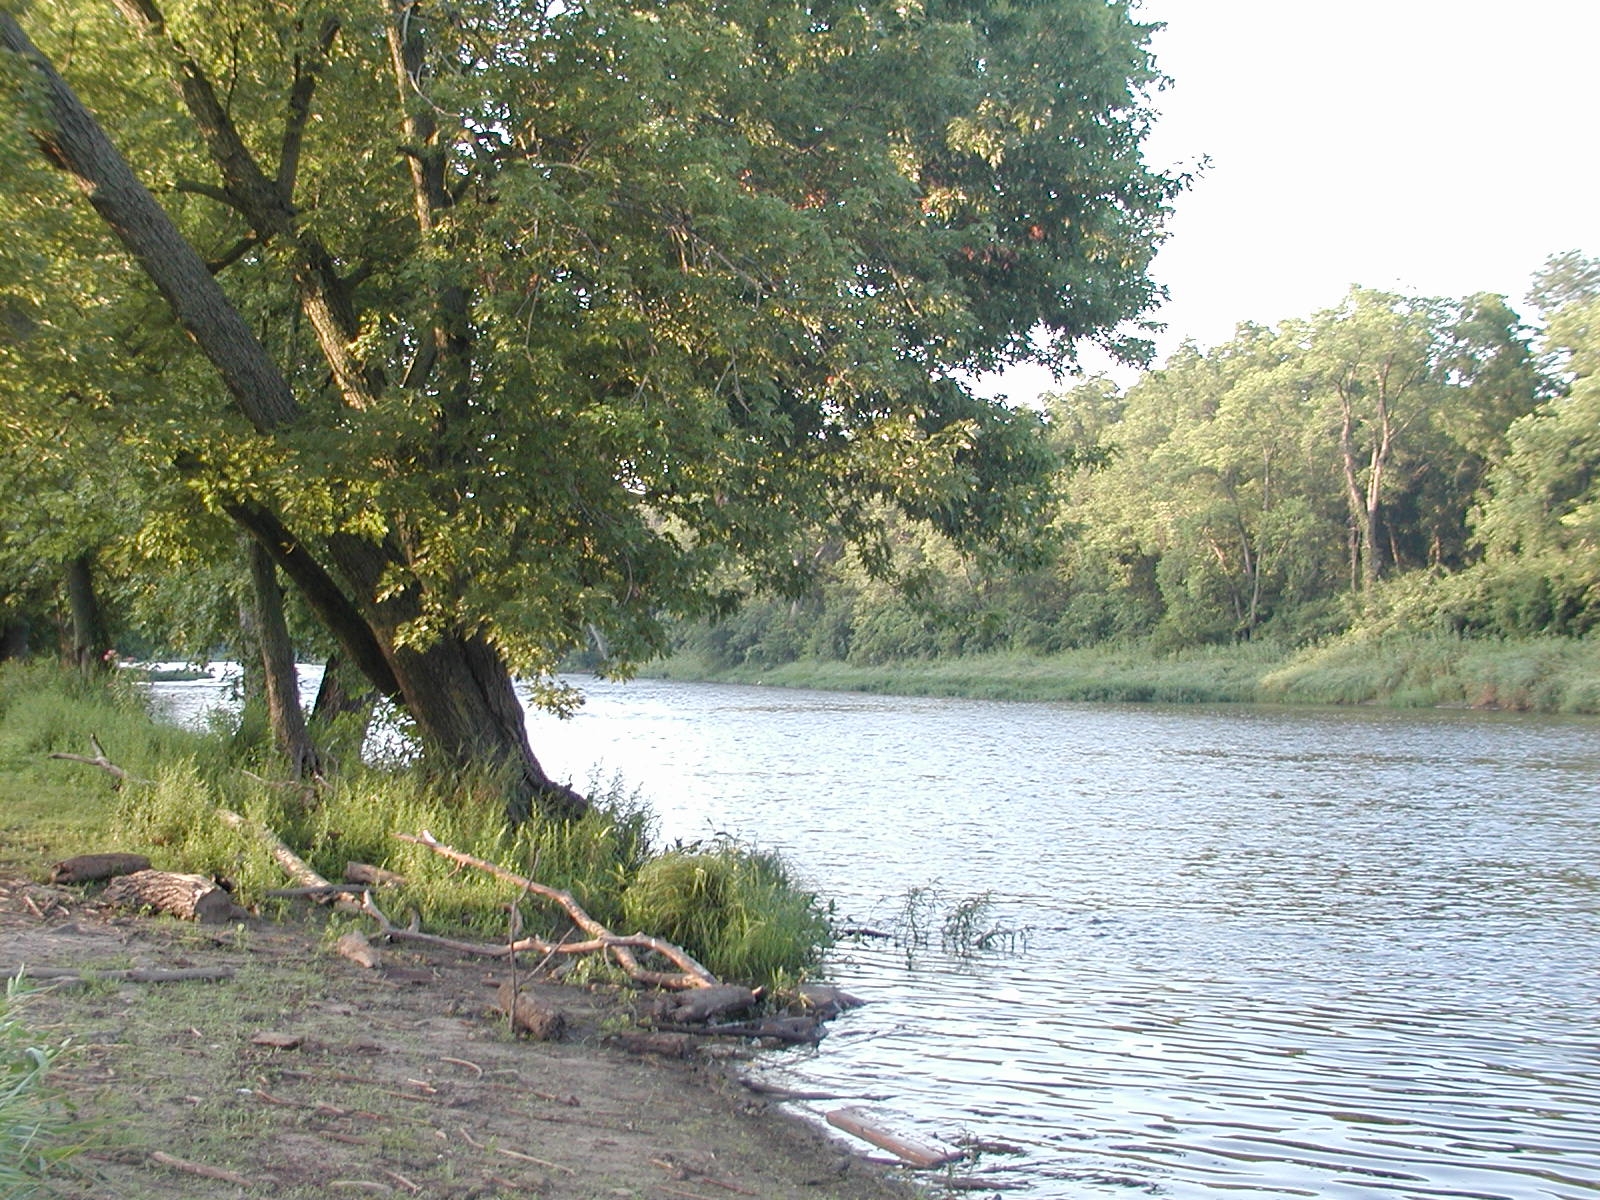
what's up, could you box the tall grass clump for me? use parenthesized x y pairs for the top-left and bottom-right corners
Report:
(278, 766), (656, 937)
(0, 980), (74, 1197)
(620, 839), (832, 986)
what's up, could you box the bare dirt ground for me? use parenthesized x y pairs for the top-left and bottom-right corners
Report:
(1, 877), (922, 1200)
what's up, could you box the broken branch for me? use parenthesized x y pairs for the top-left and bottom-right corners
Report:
(395, 831), (717, 989)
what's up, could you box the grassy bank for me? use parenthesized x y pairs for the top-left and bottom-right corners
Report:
(0, 663), (830, 987)
(647, 632), (1600, 714)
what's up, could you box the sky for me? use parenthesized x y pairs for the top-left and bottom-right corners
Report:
(984, 0), (1600, 399)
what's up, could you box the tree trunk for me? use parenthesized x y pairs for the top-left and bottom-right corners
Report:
(65, 554), (110, 673)
(0, 618), (29, 661)
(310, 651), (368, 726)
(246, 539), (320, 780)
(2, 11), (586, 823)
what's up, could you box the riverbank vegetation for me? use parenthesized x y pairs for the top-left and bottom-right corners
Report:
(0, 665), (831, 988)
(657, 255), (1600, 714)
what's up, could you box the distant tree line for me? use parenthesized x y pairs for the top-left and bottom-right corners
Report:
(675, 253), (1600, 669)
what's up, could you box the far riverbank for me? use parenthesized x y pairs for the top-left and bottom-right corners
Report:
(643, 632), (1600, 714)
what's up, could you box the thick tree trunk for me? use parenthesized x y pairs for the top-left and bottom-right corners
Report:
(1, 12), (586, 823)
(246, 539), (321, 780)
(65, 554), (110, 673)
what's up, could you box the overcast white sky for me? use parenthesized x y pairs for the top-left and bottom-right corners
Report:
(986, 0), (1600, 398)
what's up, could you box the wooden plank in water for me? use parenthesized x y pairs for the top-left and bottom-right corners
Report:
(824, 1106), (963, 1168)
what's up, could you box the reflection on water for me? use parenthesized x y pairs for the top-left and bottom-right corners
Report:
(155, 670), (1600, 1198)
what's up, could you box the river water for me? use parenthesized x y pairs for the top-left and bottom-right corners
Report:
(154, 671), (1600, 1198)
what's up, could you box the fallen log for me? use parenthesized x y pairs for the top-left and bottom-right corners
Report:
(643, 984), (760, 1025)
(48, 735), (152, 787)
(824, 1107), (964, 1169)
(49, 852), (152, 884)
(101, 870), (233, 924)
(493, 981), (565, 1040)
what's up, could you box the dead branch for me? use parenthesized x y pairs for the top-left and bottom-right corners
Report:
(49, 735), (152, 786)
(5, 966), (234, 987)
(148, 1150), (265, 1187)
(395, 830), (717, 988)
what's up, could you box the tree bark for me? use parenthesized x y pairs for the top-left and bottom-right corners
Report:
(65, 553), (110, 673)
(101, 869), (233, 923)
(246, 539), (321, 780)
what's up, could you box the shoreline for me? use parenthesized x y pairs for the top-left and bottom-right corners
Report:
(2, 876), (920, 1200)
(639, 631), (1600, 714)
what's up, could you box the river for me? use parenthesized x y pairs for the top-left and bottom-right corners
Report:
(154, 671), (1600, 1198)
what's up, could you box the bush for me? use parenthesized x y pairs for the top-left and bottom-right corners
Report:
(622, 840), (832, 987)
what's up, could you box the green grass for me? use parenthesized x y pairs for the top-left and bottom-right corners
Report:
(655, 642), (1289, 705)
(0, 979), (75, 1198)
(650, 633), (1600, 714)
(1261, 633), (1600, 712)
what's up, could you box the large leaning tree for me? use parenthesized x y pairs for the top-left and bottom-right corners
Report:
(0, 0), (1179, 819)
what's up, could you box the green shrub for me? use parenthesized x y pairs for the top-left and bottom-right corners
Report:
(622, 840), (832, 987)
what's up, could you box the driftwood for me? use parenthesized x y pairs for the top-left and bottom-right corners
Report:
(49, 852), (152, 884)
(101, 870), (233, 924)
(344, 861), (408, 888)
(643, 984), (760, 1025)
(493, 981), (565, 1040)
(824, 1107), (964, 1169)
(396, 830), (718, 989)
(334, 931), (383, 970)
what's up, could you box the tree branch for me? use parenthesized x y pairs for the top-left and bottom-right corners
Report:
(0, 9), (300, 432)
(278, 15), (340, 195)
